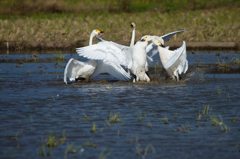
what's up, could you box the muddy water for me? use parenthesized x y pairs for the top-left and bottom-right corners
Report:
(0, 52), (240, 158)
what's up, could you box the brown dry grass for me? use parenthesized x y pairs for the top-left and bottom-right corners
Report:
(0, 8), (239, 44)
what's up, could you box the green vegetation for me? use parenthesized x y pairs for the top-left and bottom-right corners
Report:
(210, 115), (230, 132)
(106, 112), (123, 126)
(0, 1), (239, 44)
(91, 122), (96, 133)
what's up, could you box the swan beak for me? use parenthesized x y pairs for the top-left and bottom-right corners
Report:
(99, 31), (104, 35)
(130, 23), (134, 28)
(159, 42), (165, 48)
(141, 37), (147, 41)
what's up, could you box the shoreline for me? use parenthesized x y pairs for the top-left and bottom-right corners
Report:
(0, 41), (239, 52)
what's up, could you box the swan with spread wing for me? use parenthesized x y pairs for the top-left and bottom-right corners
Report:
(64, 29), (131, 84)
(152, 37), (188, 81)
(76, 35), (153, 82)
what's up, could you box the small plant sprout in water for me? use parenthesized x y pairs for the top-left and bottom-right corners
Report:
(136, 112), (144, 122)
(177, 124), (193, 132)
(229, 118), (239, 124)
(98, 149), (111, 159)
(65, 143), (83, 154)
(46, 133), (58, 147)
(228, 93), (231, 101)
(80, 114), (92, 121)
(38, 144), (46, 157)
(217, 86), (222, 94)
(160, 116), (169, 124)
(83, 139), (98, 148)
(106, 112), (123, 126)
(147, 121), (152, 127)
(54, 52), (65, 63)
(210, 115), (230, 132)
(91, 122), (96, 133)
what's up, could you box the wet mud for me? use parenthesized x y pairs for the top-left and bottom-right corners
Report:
(1, 52), (240, 158)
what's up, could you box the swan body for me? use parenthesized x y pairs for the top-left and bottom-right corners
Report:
(152, 38), (188, 81)
(64, 29), (131, 84)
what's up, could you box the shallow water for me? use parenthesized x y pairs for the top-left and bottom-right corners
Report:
(0, 52), (240, 158)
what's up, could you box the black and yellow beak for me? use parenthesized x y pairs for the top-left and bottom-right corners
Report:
(97, 30), (104, 35)
(141, 37), (147, 41)
(159, 42), (165, 48)
(130, 23), (134, 28)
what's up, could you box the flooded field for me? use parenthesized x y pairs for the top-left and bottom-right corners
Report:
(0, 51), (240, 158)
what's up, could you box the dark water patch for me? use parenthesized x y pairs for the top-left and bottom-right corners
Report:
(1, 53), (240, 158)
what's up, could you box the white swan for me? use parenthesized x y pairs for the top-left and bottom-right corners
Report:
(152, 37), (188, 81)
(146, 30), (186, 58)
(64, 29), (131, 84)
(76, 35), (153, 82)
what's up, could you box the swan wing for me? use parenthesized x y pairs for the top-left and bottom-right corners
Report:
(76, 41), (132, 68)
(161, 29), (186, 43)
(146, 43), (170, 58)
(64, 58), (85, 84)
(91, 61), (131, 81)
(164, 41), (188, 74)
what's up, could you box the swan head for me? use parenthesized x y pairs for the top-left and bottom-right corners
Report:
(130, 22), (136, 29)
(92, 29), (104, 36)
(152, 38), (165, 48)
(140, 35), (152, 42)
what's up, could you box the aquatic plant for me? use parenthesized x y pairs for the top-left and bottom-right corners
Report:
(217, 86), (222, 94)
(65, 143), (83, 154)
(80, 114), (92, 121)
(91, 122), (96, 133)
(210, 115), (230, 132)
(83, 139), (98, 148)
(54, 52), (65, 63)
(146, 121), (152, 127)
(98, 149), (111, 159)
(160, 116), (169, 124)
(106, 112), (123, 126)
(229, 57), (240, 65)
(229, 118), (239, 124)
(38, 144), (46, 157)
(177, 124), (193, 132)
(144, 144), (156, 156)
(46, 133), (58, 147)
(136, 112), (144, 122)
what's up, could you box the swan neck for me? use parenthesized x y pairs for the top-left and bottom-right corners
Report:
(89, 32), (95, 46)
(130, 27), (135, 47)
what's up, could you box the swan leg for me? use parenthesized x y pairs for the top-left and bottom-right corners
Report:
(176, 74), (179, 81)
(145, 73), (150, 82)
(85, 75), (91, 83)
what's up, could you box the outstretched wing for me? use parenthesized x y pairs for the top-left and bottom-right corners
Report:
(146, 30), (185, 58)
(91, 61), (131, 81)
(164, 41), (188, 74)
(161, 29), (186, 43)
(76, 41), (132, 68)
(64, 58), (85, 84)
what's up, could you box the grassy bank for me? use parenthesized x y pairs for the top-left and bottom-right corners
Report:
(0, 8), (239, 44)
(0, 0), (239, 45)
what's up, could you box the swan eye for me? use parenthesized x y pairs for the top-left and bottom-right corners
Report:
(97, 30), (100, 33)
